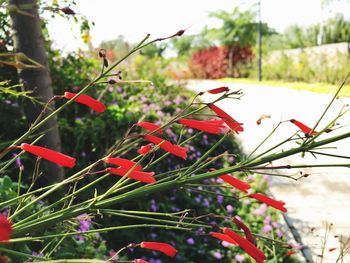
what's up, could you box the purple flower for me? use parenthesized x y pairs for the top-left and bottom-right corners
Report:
(264, 215), (272, 224)
(253, 203), (267, 216)
(226, 204), (234, 213)
(213, 251), (223, 259)
(277, 229), (284, 238)
(150, 259), (162, 263)
(32, 251), (44, 257)
(150, 199), (158, 212)
(76, 213), (92, 240)
(235, 254), (244, 263)
(203, 198), (209, 207)
(272, 221), (280, 228)
(262, 224), (272, 233)
(186, 238), (195, 245)
(12, 153), (24, 170)
(217, 195), (224, 204)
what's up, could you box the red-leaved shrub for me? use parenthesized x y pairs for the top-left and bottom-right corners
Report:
(189, 45), (253, 79)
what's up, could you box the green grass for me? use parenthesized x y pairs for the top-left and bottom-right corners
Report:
(219, 78), (350, 97)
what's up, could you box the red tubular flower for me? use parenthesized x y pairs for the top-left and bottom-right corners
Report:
(290, 119), (317, 136)
(137, 122), (163, 134)
(0, 215), (12, 242)
(209, 103), (244, 134)
(106, 168), (157, 184)
(104, 157), (142, 171)
(210, 232), (237, 245)
(64, 92), (106, 113)
(219, 174), (251, 193)
(140, 242), (177, 257)
(107, 168), (156, 184)
(143, 134), (187, 159)
(178, 118), (225, 134)
(135, 259), (150, 263)
(20, 143), (76, 168)
(233, 217), (254, 244)
(286, 250), (296, 256)
(224, 228), (266, 263)
(206, 86), (230, 94)
(250, 193), (287, 212)
(137, 144), (153, 156)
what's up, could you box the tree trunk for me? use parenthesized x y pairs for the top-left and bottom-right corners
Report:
(9, 0), (64, 183)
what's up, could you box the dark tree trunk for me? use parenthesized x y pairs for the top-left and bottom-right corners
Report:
(9, 0), (64, 183)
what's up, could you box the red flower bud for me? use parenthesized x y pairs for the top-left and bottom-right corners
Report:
(103, 157), (142, 171)
(20, 143), (76, 168)
(209, 103), (243, 134)
(206, 86), (229, 94)
(250, 193), (287, 212)
(64, 92), (106, 113)
(210, 232), (237, 245)
(137, 144), (153, 156)
(290, 119), (317, 136)
(219, 174), (251, 193)
(107, 168), (156, 184)
(223, 228), (266, 263)
(143, 134), (187, 159)
(140, 242), (177, 257)
(137, 122), (163, 134)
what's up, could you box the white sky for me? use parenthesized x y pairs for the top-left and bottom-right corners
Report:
(47, 0), (350, 52)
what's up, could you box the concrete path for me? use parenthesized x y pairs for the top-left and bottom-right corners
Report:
(186, 80), (350, 263)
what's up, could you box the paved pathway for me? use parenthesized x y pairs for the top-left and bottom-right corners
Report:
(186, 80), (350, 263)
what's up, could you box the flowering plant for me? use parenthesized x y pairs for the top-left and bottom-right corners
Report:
(1, 27), (350, 262)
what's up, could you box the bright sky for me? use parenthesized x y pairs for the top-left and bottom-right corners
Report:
(47, 0), (349, 52)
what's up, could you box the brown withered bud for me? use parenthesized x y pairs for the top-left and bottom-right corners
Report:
(103, 58), (109, 68)
(108, 79), (117, 84)
(60, 6), (76, 15)
(176, 29), (185, 36)
(98, 49), (106, 58)
(256, 114), (271, 125)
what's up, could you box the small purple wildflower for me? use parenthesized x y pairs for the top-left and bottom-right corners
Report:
(226, 204), (234, 213)
(264, 215), (272, 224)
(235, 254), (244, 263)
(150, 199), (158, 212)
(12, 153), (24, 170)
(213, 251), (223, 259)
(217, 195), (224, 204)
(254, 203), (267, 216)
(186, 238), (195, 245)
(262, 224), (273, 233)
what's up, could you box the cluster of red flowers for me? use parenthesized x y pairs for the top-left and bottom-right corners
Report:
(211, 217), (266, 263)
(6, 87), (295, 261)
